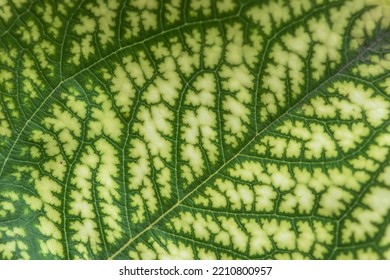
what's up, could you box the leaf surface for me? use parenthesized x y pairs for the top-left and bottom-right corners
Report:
(0, 0), (390, 259)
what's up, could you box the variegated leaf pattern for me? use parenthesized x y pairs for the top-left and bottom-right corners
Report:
(0, 0), (389, 259)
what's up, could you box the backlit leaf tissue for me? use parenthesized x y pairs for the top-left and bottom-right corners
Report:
(0, 0), (389, 259)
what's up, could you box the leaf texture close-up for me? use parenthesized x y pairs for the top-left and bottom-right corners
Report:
(0, 0), (390, 260)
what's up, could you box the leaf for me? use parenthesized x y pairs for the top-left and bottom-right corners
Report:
(0, 0), (389, 260)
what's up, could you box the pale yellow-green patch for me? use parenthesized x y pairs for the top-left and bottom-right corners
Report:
(332, 167), (368, 191)
(356, 248), (380, 260)
(74, 16), (96, 35)
(23, 194), (43, 211)
(70, 34), (94, 65)
(220, 65), (253, 93)
(35, 1), (63, 38)
(0, 48), (17, 68)
(70, 219), (101, 255)
(274, 252), (309, 260)
(318, 186), (353, 217)
(0, 192), (17, 217)
(150, 42), (169, 59)
(28, 134), (47, 157)
(21, 55), (45, 97)
(382, 77), (390, 94)
(0, 227), (29, 259)
(379, 224), (390, 247)
(189, 0), (212, 17)
(256, 135), (302, 159)
(128, 139), (152, 189)
(336, 248), (380, 260)
(43, 155), (66, 181)
(36, 216), (64, 258)
(279, 184), (315, 214)
(216, 0), (237, 14)
(330, 81), (389, 127)
(246, 0), (291, 35)
(220, 61), (253, 147)
(308, 16), (342, 80)
(242, 219), (273, 256)
(224, 23), (245, 65)
(289, 0), (311, 16)
(214, 179), (254, 211)
(43, 104), (81, 157)
(169, 212), (220, 242)
(181, 144), (203, 183)
(125, 0), (159, 39)
(185, 28), (203, 54)
(305, 123), (338, 159)
(335, 251), (354, 260)
(330, 123), (370, 153)
(261, 26), (309, 120)
(228, 161), (266, 182)
(353, 53), (390, 77)
(303, 96), (336, 118)
(367, 144), (388, 163)
(128, 137), (168, 223)
(69, 192), (94, 218)
(129, 193), (146, 223)
(349, 0), (390, 50)
(296, 221), (315, 253)
(73, 244), (93, 260)
(224, 22), (263, 69)
(197, 248), (217, 259)
(164, 0), (181, 24)
(142, 57), (181, 105)
(193, 187), (225, 208)
(124, 52), (154, 88)
(109, 66), (135, 117)
(86, 0), (119, 45)
(254, 185), (278, 212)
(129, 237), (195, 260)
(262, 64), (286, 112)
(33, 40), (56, 73)
(204, 27), (223, 68)
(0, 0), (12, 23)
(2, 96), (18, 120)
(193, 166), (279, 212)
(167, 29), (201, 77)
(349, 155), (379, 172)
(39, 239), (64, 258)
(61, 89), (87, 120)
(272, 220), (296, 250)
(303, 221), (333, 258)
(70, 148), (97, 201)
(181, 73), (218, 182)
(342, 186), (390, 244)
(94, 138), (123, 243)
(216, 217), (248, 253)
(267, 164), (295, 191)
(68, 146), (103, 257)
(156, 166), (172, 198)
(0, 69), (14, 94)
(278, 120), (310, 140)
(247, 29), (264, 68)
(16, 19), (41, 45)
(34, 176), (62, 207)
(0, 106), (11, 137)
(88, 90), (123, 141)
(378, 166), (390, 185)
(134, 105), (173, 160)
